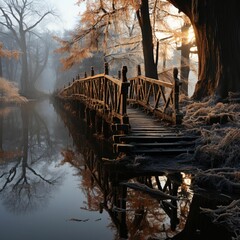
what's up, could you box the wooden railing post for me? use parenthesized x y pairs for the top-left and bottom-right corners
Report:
(84, 72), (87, 78)
(120, 66), (129, 117)
(103, 63), (108, 111)
(118, 70), (121, 80)
(91, 66), (94, 76)
(104, 62), (109, 75)
(173, 67), (182, 124)
(137, 64), (141, 76)
(122, 66), (127, 83)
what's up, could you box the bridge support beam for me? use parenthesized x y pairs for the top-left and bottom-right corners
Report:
(89, 109), (96, 129)
(95, 115), (103, 134)
(79, 102), (86, 118)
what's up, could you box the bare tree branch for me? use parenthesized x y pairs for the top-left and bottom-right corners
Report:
(25, 11), (52, 32)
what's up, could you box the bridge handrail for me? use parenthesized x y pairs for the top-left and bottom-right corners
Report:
(57, 64), (182, 125)
(128, 67), (182, 124)
(58, 65), (129, 125)
(129, 75), (173, 88)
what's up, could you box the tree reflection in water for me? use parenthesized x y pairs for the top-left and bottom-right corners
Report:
(61, 147), (192, 239)
(0, 103), (62, 214)
(56, 103), (192, 239)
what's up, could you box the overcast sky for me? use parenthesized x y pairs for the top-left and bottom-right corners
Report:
(47, 0), (83, 32)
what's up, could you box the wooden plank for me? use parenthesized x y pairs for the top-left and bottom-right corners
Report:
(129, 131), (182, 135)
(114, 143), (134, 153)
(120, 182), (178, 200)
(119, 135), (197, 143)
(104, 75), (122, 86)
(130, 126), (176, 130)
(132, 148), (194, 155)
(113, 134), (126, 143)
(111, 124), (130, 132)
(130, 129), (177, 132)
(129, 76), (174, 88)
(133, 141), (196, 148)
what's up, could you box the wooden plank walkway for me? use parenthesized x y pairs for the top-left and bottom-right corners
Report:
(113, 106), (197, 157)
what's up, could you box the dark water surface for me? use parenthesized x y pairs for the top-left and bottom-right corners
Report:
(0, 99), (193, 240)
(0, 100), (115, 240)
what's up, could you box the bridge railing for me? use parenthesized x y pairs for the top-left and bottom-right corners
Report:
(128, 66), (182, 124)
(58, 63), (130, 125)
(57, 64), (182, 125)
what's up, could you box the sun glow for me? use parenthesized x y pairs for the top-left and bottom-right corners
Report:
(187, 27), (195, 44)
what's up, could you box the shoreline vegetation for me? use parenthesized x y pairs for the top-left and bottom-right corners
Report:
(179, 95), (240, 240)
(0, 77), (28, 105)
(181, 94), (240, 168)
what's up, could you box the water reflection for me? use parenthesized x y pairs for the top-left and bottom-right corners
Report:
(55, 100), (236, 240)
(0, 102), (62, 214)
(3, 99), (232, 239)
(55, 102), (193, 239)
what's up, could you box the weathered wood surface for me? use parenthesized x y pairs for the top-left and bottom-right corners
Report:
(55, 64), (198, 159)
(128, 67), (182, 125)
(113, 107), (197, 157)
(58, 64), (130, 129)
(120, 182), (178, 200)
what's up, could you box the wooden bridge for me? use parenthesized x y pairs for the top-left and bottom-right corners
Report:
(55, 63), (197, 158)
(55, 104), (189, 237)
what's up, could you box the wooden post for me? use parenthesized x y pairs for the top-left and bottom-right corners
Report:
(120, 66), (129, 117)
(91, 66), (94, 76)
(85, 108), (90, 126)
(103, 121), (110, 138)
(104, 62), (109, 75)
(173, 67), (179, 112)
(73, 78), (75, 82)
(89, 109), (96, 130)
(79, 103), (85, 118)
(85, 72), (87, 78)
(95, 115), (102, 134)
(173, 67), (182, 124)
(122, 66), (127, 83)
(118, 70), (121, 80)
(103, 63), (109, 111)
(137, 64), (141, 76)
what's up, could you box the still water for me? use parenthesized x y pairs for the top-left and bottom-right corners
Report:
(0, 100), (191, 240)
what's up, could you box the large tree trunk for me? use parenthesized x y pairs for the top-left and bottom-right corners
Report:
(168, 0), (240, 100)
(137, 0), (158, 79)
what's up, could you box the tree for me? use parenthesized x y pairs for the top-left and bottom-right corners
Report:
(136, 0), (158, 78)
(57, 0), (159, 79)
(0, 104), (60, 213)
(167, 0), (240, 100)
(0, 0), (53, 96)
(0, 42), (19, 78)
(176, 21), (192, 95)
(27, 31), (53, 88)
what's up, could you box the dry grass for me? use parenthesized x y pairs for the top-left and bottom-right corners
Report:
(201, 199), (240, 239)
(180, 96), (240, 167)
(0, 78), (28, 104)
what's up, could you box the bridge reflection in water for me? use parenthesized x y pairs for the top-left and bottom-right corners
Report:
(54, 102), (192, 239)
